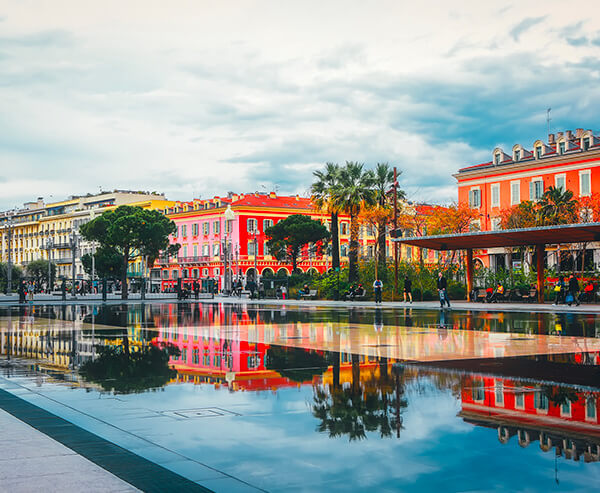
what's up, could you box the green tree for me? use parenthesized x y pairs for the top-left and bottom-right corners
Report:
(0, 262), (24, 293)
(311, 162), (342, 270)
(81, 246), (124, 279)
(265, 214), (330, 272)
(538, 186), (579, 225)
(25, 259), (56, 287)
(79, 206), (179, 299)
(332, 162), (376, 283)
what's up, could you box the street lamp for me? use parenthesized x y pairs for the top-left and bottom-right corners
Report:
(3, 210), (15, 294)
(45, 237), (54, 293)
(69, 231), (79, 298)
(223, 205), (235, 294)
(250, 228), (260, 285)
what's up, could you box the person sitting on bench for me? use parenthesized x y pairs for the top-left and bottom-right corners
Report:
(350, 284), (365, 300)
(298, 284), (311, 299)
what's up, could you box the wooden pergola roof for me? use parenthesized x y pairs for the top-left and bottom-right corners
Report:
(392, 222), (600, 251)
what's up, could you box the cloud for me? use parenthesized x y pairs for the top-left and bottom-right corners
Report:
(509, 16), (546, 41)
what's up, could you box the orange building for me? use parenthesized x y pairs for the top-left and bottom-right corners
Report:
(456, 128), (600, 269)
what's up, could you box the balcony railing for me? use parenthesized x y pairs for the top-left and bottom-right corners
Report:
(177, 256), (212, 264)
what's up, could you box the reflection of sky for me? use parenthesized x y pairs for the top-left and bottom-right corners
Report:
(2, 374), (600, 491)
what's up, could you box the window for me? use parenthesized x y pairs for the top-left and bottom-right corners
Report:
(515, 392), (524, 409)
(535, 146), (542, 159)
(559, 141), (566, 154)
(192, 268), (199, 278)
(495, 381), (504, 406)
(248, 241), (257, 256)
(175, 226), (179, 238)
(367, 245), (374, 257)
(529, 179), (544, 200)
(340, 222), (349, 235)
(162, 270), (169, 279)
(212, 243), (220, 256)
(468, 188), (481, 208)
(534, 391), (548, 411)
(202, 268), (209, 276)
(340, 244), (348, 257)
(491, 183), (500, 208)
(469, 219), (480, 232)
(192, 223), (198, 236)
(214, 268), (220, 276)
(580, 170), (591, 196)
(172, 270), (179, 279)
(583, 137), (590, 151)
(586, 398), (597, 421)
(494, 153), (501, 165)
(202, 222), (209, 235)
(193, 244), (198, 257)
(247, 218), (258, 233)
(561, 399), (571, 417)
(511, 181), (520, 205)
(472, 380), (485, 401)
(181, 224), (187, 237)
(213, 221), (220, 234)
(406, 247), (412, 260)
(183, 245), (188, 257)
(264, 242), (270, 256)
(491, 217), (501, 231)
(202, 244), (209, 256)
(514, 149), (520, 161)
(555, 174), (566, 192)
(263, 219), (273, 230)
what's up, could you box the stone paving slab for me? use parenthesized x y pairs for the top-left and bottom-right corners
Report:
(0, 408), (139, 493)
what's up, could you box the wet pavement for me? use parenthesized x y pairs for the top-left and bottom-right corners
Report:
(1, 302), (600, 491)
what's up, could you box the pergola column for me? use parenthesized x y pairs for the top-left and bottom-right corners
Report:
(466, 248), (474, 302)
(536, 244), (544, 304)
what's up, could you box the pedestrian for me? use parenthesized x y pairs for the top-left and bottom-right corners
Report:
(403, 276), (412, 303)
(437, 272), (451, 308)
(281, 285), (287, 300)
(552, 276), (566, 305)
(258, 281), (265, 300)
(567, 274), (581, 306)
(373, 278), (383, 304)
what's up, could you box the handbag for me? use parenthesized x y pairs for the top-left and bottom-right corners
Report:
(565, 293), (574, 303)
(554, 285), (561, 292)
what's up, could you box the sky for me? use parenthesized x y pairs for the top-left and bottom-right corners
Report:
(1, 0), (600, 209)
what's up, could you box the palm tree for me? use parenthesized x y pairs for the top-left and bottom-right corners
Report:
(311, 163), (342, 270)
(538, 186), (579, 225)
(372, 163), (405, 275)
(332, 162), (376, 283)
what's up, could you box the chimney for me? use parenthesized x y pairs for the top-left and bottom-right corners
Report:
(548, 133), (555, 144)
(565, 130), (573, 140)
(576, 128), (584, 138)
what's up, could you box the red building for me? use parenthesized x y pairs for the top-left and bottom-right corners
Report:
(456, 128), (600, 269)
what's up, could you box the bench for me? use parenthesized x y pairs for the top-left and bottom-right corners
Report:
(471, 288), (487, 302)
(520, 289), (538, 303)
(300, 289), (317, 300)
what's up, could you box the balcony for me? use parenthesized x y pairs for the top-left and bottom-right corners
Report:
(177, 256), (212, 264)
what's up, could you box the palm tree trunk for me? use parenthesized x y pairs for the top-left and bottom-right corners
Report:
(349, 213), (360, 283)
(331, 212), (340, 270)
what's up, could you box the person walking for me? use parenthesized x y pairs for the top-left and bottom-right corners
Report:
(437, 272), (451, 308)
(403, 276), (413, 303)
(552, 276), (566, 305)
(373, 278), (383, 304)
(567, 274), (581, 306)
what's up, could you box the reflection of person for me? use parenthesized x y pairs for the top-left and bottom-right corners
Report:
(403, 276), (412, 303)
(373, 308), (384, 332)
(373, 279), (383, 304)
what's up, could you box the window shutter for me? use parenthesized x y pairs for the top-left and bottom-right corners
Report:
(468, 190), (473, 208)
(529, 181), (534, 200)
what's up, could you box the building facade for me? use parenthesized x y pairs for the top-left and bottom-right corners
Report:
(157, 192), (438, 291)
(0, 191), (174, 285)
(456, 128), (600, 269)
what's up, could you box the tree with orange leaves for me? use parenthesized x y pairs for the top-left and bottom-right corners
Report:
(427, 203), (480, 235)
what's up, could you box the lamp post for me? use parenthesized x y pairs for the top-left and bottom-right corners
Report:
(69, 231), (78, 298)
(3, 210), (15, 294)
(223, 205), (235, 294)
(250, 229), (260, 285)
(46, 237), (54, 293)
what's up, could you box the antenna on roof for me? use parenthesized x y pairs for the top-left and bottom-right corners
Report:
(546, 108), (552, 136)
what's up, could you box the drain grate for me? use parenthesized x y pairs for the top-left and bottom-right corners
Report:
(162, 407), (240, 419)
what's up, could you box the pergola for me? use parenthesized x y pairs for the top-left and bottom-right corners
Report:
(393, 222), (600, 303)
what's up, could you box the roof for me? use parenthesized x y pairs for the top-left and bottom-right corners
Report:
(232, 194), (312, 209)
(393, 222), (600, 250)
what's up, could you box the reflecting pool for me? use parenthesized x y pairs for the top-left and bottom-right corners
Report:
(1, 303), (600, 491)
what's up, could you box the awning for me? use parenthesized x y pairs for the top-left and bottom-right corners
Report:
(392, 222), (600, 251)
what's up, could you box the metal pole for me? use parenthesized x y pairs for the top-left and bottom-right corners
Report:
(47, 240), (51, 293)
(91, 247), (95, 292)
(393, 167), (398, 301)
(7, 219), (13, 294)
(254, 232), (258, 283)
(71, 234), (77, 298)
